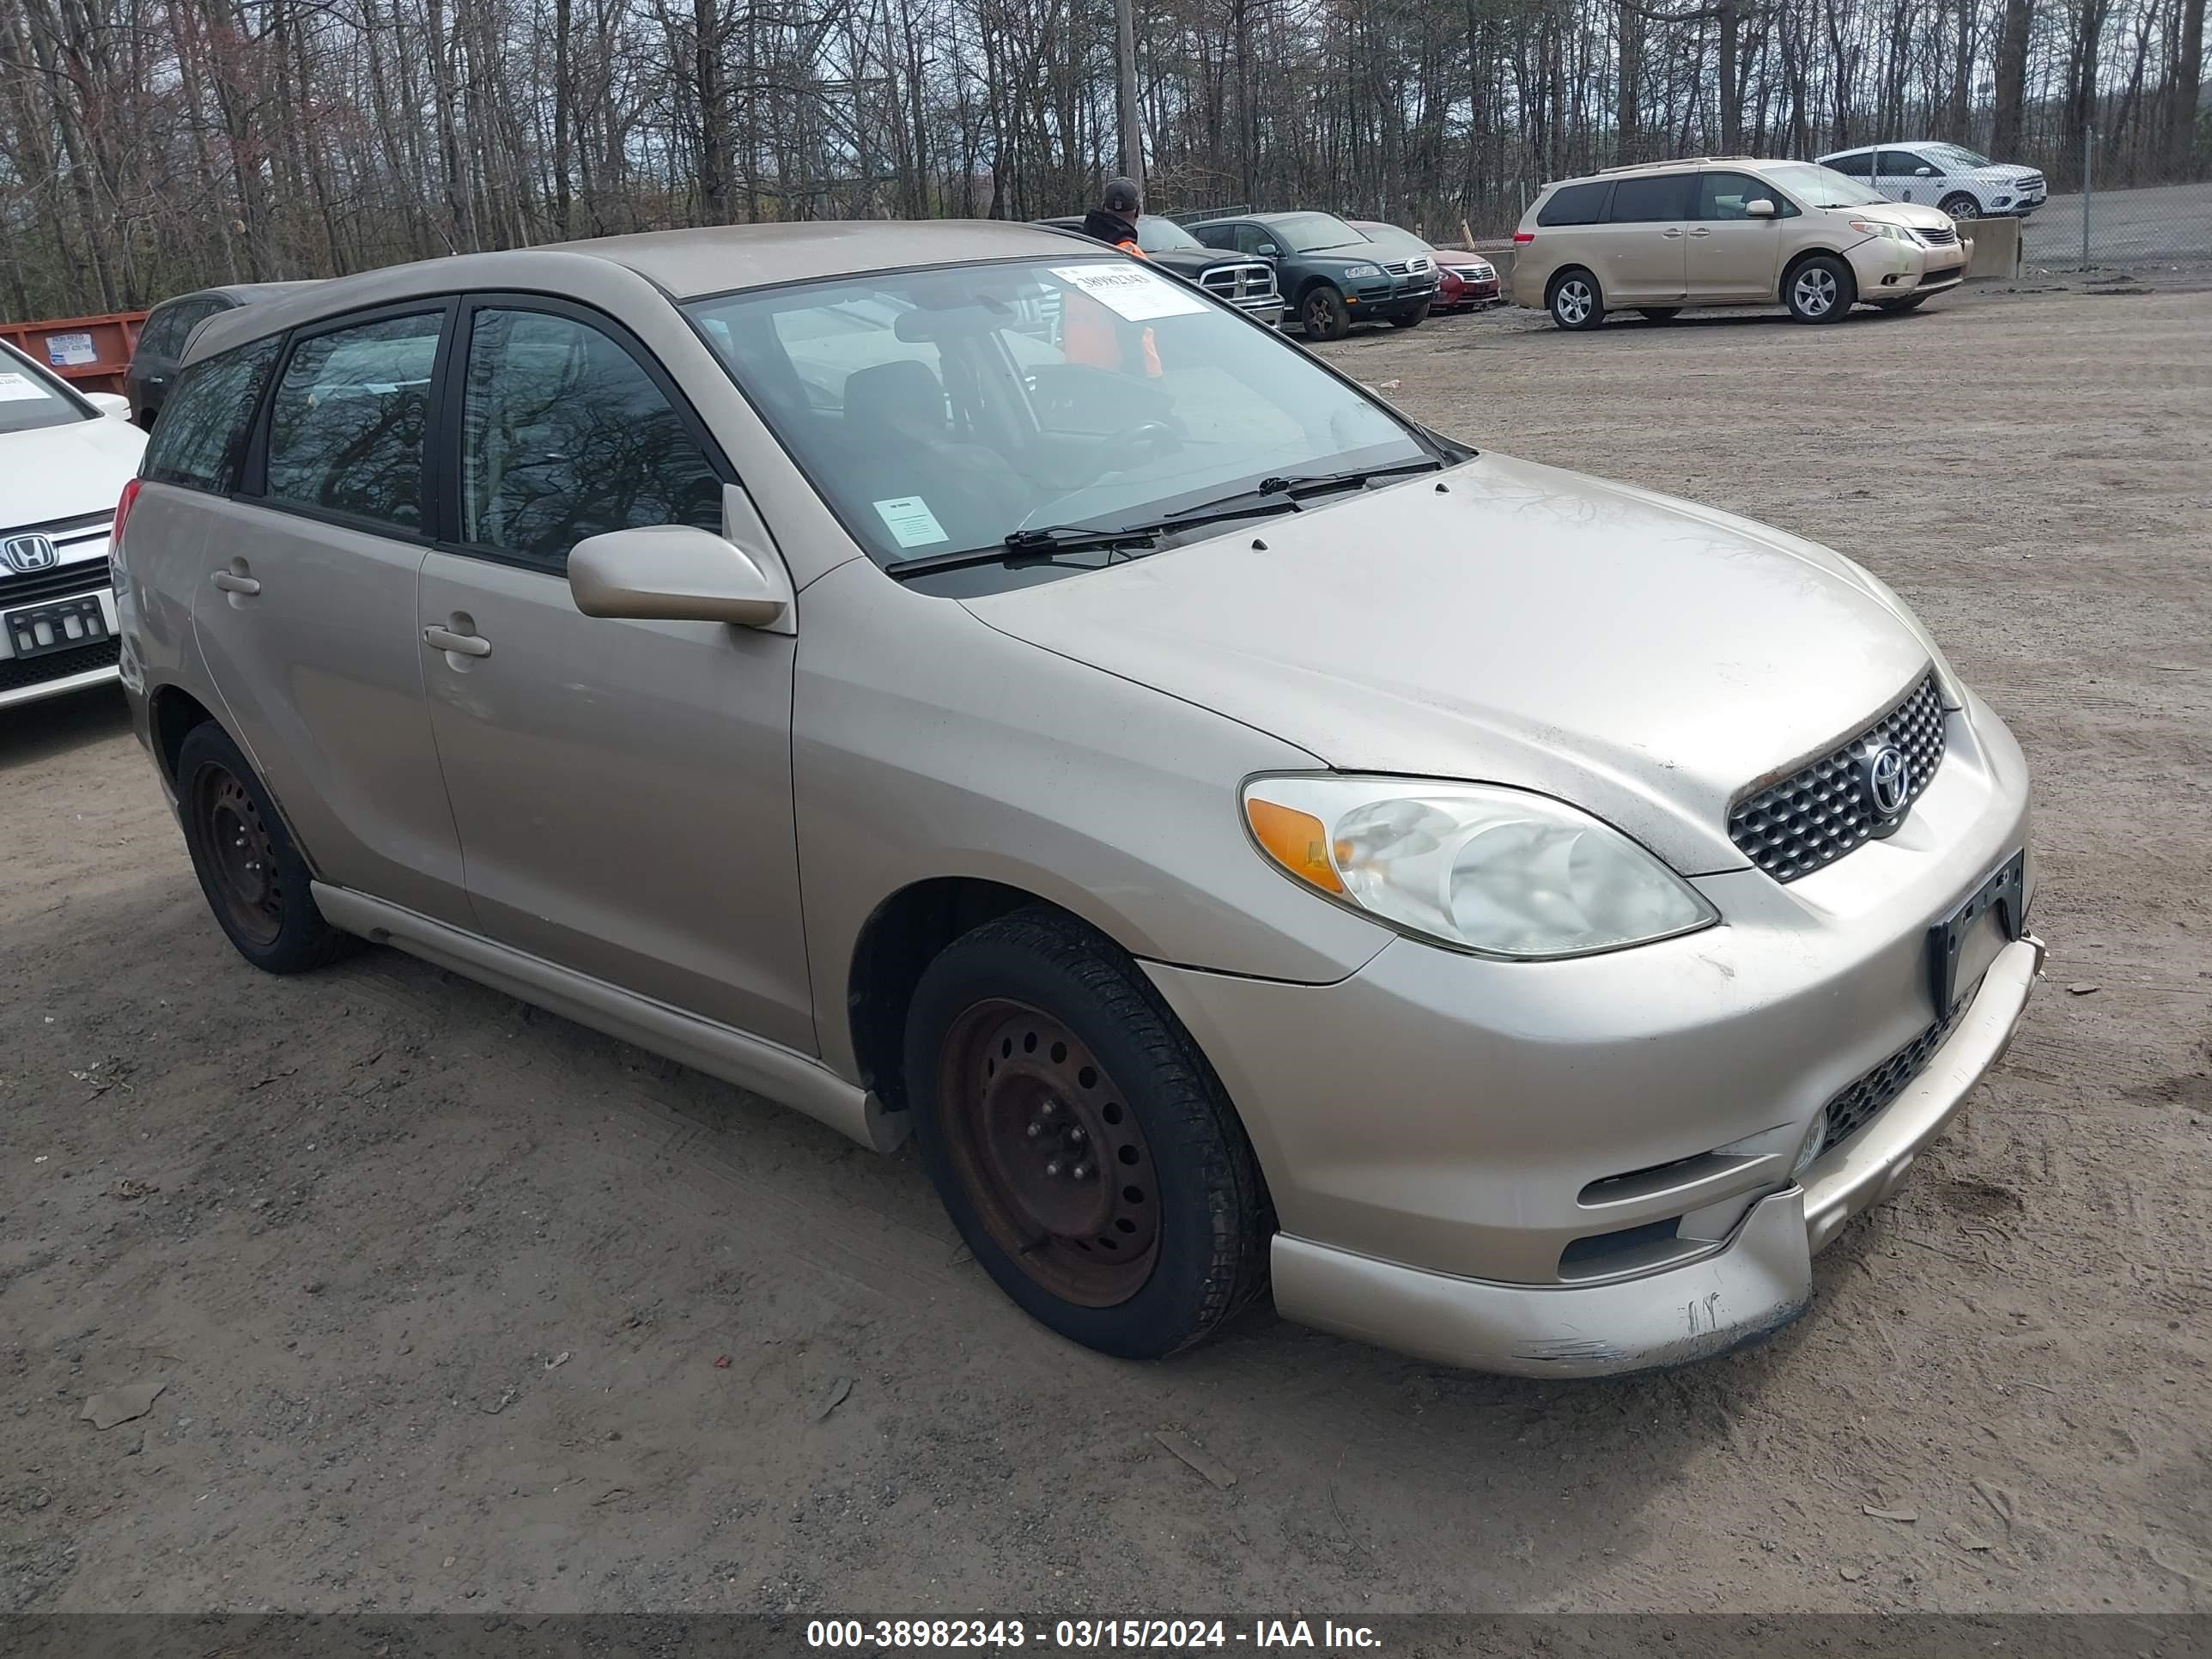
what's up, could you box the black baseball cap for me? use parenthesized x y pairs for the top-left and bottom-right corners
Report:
(1102, 177), (1141, 213)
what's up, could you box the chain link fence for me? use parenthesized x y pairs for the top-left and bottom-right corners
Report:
(2019, 131), (2212, 271)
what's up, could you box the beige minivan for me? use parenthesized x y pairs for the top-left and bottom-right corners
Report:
(1512, 156), (1972, 329)
(115, 222), (2041, 1377)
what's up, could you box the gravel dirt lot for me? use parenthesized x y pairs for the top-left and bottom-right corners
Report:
(3, 285), (2208, 1619)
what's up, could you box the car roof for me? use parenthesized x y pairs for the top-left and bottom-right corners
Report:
(186, 221), (1088, 365)
(154, 280), (324, 312)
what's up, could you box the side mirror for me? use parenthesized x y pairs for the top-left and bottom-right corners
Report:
(1915, 167), (1936, 178)
(87, 391), (133, 419)
(568, 525), (790, 629)
(1745, 198), (1777, 218)
(1257, 242), (1280, 256)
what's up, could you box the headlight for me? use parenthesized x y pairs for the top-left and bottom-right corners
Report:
(1847, 220), (1915, 243)
(1340, 263), (1382, 279)
(1242, 776), (1718, 960)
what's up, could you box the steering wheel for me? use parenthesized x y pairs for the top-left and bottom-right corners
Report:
(1097, 418), (1182, 472)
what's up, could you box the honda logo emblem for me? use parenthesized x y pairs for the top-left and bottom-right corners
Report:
(2, 533), (59, 574)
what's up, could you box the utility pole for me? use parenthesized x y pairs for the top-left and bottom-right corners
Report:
(1115, 0), (1142, 185)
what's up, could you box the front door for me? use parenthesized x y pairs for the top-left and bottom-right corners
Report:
(416, 298), (816, 1052)
(1587, 172), (1690, 303)
(191, 304), (472, 927)
(1685, 171), (1789, 301)
(1876, 149), (1935, 204)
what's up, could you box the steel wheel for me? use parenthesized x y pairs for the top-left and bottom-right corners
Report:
(195, 763), (284, 950)
(934, 998), (1160, 1307)
(1792, 265), (1838, 317)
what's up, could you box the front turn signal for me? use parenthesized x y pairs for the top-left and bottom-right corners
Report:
(1244, 797), (1344, 895)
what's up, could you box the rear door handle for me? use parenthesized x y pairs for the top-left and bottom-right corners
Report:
(210, 570), (259, 595)
(423, 625), (491, 659)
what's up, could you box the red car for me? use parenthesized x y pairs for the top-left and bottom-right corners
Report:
(1347, 222), (1503, 313)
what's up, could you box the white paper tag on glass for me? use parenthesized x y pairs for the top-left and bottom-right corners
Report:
(0, 372), (46, 403)
(45, 331), (95, 367)
(874, 496), (949, 549)
(1053, 264), (1207, 321)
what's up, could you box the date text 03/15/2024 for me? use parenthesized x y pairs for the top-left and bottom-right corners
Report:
(805, 1619), (1383, 1649)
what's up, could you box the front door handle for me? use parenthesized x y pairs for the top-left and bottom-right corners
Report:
(210, 569), (260, 596)
(423, 624), (491, 659)
(1661, 228), (1685, 238)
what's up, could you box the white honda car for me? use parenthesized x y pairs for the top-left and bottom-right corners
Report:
(1815, 142), (2047, 221)
(0, 340), (144, 710)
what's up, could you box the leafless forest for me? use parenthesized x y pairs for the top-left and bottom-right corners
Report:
(2, 0), (2206, 319)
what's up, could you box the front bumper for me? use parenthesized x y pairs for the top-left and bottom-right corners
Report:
(1349, 283), (1438, 319)
(1145, 693), (2039, 1375)
(1849, 236), (1969, 297)
(1232, 295), (1286, 328)
(0, 565), (121, 711)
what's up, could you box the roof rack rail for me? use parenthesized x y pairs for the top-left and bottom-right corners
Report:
(1596, 155), (1757, 172)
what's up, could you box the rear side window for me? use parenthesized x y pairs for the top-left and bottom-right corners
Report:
(1536, 182), (1609, 227)
(457, 307), (723, 566)
(1824, 150), (1874, 177)
(264, 312), (442, 532)
(141, 337), (279, 492)
(1607, 173), (1689, 222)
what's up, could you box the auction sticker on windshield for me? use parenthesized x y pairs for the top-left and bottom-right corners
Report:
(1054, 264), (1208, 321)
(873, 495), (950, 548)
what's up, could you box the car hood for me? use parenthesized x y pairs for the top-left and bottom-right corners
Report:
(1968, 163), (2042, 184)
(962, 452), (1936, 875)
(1827, 200), (1958, 234)
(1146, 247), (1243, 280)
(2, 416), (144, 528)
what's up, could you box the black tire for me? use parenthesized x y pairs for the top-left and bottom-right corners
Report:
(1548, 269), (1604, 331)
(904, 908), (1270, 1360)
(1784, 253), (1856, 323)
(1300, 284), (1352, 342)
(1938, 192), (1981, 222)
(175, 721), (356, 974)
(1389, 302), (1431, 330)
(1639, 307), (1681, 322)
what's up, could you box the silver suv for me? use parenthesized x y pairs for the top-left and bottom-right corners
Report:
(118, 222), (2041, 1376)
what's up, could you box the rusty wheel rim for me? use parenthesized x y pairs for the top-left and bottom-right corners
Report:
(196, 764), (283, 949)
(936, 999), (1160, 1307)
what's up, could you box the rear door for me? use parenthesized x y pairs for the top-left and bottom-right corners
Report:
(1685, 170), (1790, 301)
(191, 301), (472, 927)
(1589, 173), (1690, 304)
(415, 296), (815, 1050)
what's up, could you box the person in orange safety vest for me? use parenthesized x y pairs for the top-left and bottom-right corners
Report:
(1068, 176), (1164, 378)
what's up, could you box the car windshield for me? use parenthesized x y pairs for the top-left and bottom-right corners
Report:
(684, 258), (1430, 577)
(1925, 143), (1994, 171)
(1352, 224), (1432, 258)
(0, 349), (89, 434)
(1133, 216), (1204, 253)
(1263, 213), (1368, 252)
(1761, 162), (1889, 209)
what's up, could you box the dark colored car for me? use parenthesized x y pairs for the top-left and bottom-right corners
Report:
(1187, 211), (1436, 340)
(125, 282), (321, 428)
(1347, 221), (1501, 313)
(1037, 216), (1283, 327)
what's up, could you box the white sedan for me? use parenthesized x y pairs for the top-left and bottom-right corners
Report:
(1, 340), (145, 711)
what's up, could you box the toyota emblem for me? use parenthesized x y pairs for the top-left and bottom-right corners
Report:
(1862, 743), (1911, 818)
(2, 533), (59, 574)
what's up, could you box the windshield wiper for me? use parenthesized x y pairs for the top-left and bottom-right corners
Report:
(1158, 457), (1445, 524)
(883, 523), (1160, 580)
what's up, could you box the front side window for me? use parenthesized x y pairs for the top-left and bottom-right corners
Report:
(264, 312), (441, 532)
(459, 307), (723, 565)
(1607, 173), (1689, 222)
(1694, 172), (1785, 220)
(0, 348), (89, 435)
(685, 259), (1429, 579)
(142, 337), (279, 492)
(1537, 181), (1610, 226)
(1878, 149), (1934, 176)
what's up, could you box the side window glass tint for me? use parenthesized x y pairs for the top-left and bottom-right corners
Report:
(1537, 181), (1608, 226)
(141, 336), (279, 493)
(1694, 173), (1767, 220)
(1607, 174), (1687, 222)
(459, 307), (723, 565)
(1826, 152), (1871, 177)
(265, 313), (441, 532)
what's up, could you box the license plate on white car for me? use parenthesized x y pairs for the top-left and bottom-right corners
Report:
(3, 593), (108, 659)
(1928, 851), (2027, 1017)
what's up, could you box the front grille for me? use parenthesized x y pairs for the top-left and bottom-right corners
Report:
(1728, 672), (1948, 882)
(0, 562), (113, 607)
(0, 635), (118, 692)
(1200, 261), (1278, 302)
(2, 509), (111, 543)
(1820, 977), (1979, 1153)
(1920, 225), (1960, 246)
(1381, 257), (1434, 277)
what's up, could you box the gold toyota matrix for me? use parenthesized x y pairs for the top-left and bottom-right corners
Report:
(115, 222), (2043, 1376)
